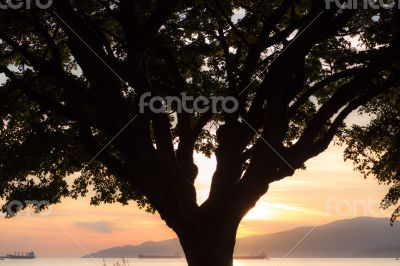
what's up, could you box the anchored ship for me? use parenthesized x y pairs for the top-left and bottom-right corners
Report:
(234, 252), (268, 260)
(137, 252), (267, 260)
(5, 252), (35, 259)
(138, 252), (182, 259)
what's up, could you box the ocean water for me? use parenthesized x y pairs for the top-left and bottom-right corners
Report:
(0, 258), (399, 266)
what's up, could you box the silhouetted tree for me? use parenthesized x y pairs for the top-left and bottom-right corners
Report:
(1, 1), (400, 265)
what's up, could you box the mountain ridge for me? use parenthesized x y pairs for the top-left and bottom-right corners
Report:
(84, 217), (400, 258)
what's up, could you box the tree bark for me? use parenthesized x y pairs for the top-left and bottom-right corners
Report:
(176, 217), (239, 266)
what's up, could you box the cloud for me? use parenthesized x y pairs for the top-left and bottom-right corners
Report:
(75, 221), (114, 234)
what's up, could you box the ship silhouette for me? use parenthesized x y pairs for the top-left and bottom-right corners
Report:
(233, 252), (268, 260)
(5, 251), (35, 259)
(138, 252), (182, 258)
(137, 252), (268, 260)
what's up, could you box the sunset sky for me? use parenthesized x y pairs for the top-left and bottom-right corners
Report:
(0, 37), (394, 258)
(1, 4), (400, 264)
(0, 111), (394, 257)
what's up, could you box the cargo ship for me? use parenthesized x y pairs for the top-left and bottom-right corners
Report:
(5, 252), (35, 259)
(137, 252), (267, 260)
(138, 252), (182, 259)
(234, 253), (268, 260)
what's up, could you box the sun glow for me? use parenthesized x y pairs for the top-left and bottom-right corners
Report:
(243, 202), (274, 220)
(233, 260), (245, 266)
(243, 202), (318, 221)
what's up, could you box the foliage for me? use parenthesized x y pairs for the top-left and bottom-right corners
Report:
(0, 1), (400, 256)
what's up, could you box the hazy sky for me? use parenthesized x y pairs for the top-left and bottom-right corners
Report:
(0, 71), (394, 258)
(0, 7), (396, 260)
(0, 133), (394, 257)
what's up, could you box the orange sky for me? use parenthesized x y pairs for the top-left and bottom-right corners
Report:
(1, 23), (393, 259)
(0, 111), (395, 258)
(0, 141), (394, 258)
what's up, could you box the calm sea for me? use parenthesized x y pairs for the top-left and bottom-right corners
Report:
(0, 258), (399, 266)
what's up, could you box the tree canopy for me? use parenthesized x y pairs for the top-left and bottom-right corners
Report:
(1, 0), (400, 265)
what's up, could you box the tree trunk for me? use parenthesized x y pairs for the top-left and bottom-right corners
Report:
(176, 219), (239, 266)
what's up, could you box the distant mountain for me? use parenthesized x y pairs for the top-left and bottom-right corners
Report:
(84, 217), (400, 258)
(236, 217), (400, 258)
(85, 239), (183, 258)
(352, 246), (400, 258)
